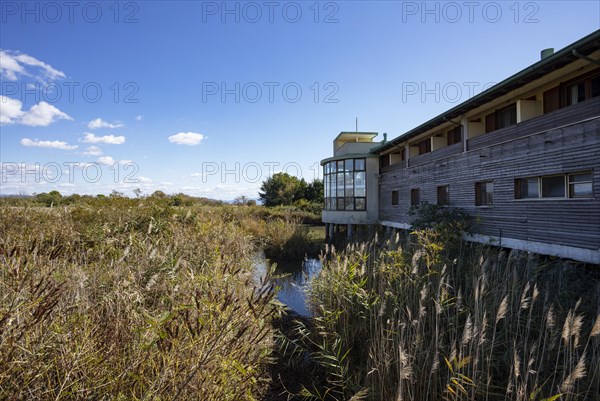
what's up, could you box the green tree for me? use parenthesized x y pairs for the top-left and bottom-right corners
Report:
(259, 173), (307, 206)
(304, 178), (324, 203)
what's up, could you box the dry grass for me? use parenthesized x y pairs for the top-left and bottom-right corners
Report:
(307, 231), (600, 401)
(0, 200), (295, 400)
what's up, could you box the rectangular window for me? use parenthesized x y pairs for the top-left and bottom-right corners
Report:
(418, 139), (431, 155)
(437, 185), (449, 205)
(354, 159), (365, 171)
(569, 172), (593, 198)
(515, 177), (539, 199)
(380, 154), (390, 168)
(496, 104), (517, 129)
(410, 188), (420, 206)
(475, 181), (493, 206)
(541, 175), (565, 198)
(447, 127), (462, 146)
(514, 172), (593, 200)
(391, 190), (399, 206)
(567, 82), (586, 106)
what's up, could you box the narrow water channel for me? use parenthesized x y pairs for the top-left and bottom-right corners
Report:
(253, 252), (322, 316)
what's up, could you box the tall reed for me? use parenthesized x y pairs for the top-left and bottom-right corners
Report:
(307, 231), (600, 401)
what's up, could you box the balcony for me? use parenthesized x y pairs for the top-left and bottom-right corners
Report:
(467, 97), (600, 151)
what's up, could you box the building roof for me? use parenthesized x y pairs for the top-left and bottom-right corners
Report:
(334, 132), (378, 143)
(373, 29), (600, 154)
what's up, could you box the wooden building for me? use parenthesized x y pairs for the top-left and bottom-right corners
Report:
(322, 30), (600, 264)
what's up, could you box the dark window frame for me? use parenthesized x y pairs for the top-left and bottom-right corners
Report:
(475, 181), (494, 206)
(437, 185), (450, 205)
(410, 188), (420, 206)
(391, 190), (399, 206)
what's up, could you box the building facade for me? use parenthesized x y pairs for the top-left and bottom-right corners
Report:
(321, 30), (600, 264)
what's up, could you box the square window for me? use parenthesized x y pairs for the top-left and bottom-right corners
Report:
(515, 177), (539, 199)
(541, 175), (565, 198)
(497, 104), (517, 129)
(355, 198), (366, 211)
(354, 159), (366, 171)
(391, 190), (399, 206)
(437, 185), (449, 205)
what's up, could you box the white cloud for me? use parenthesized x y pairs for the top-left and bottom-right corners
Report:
(135, 115), (143, 121)
(168, 132), (205, 146)
(87, 118), (124, 129)
(137, 176), (152, 183)
(20, 101), (72, 126)
(83, 146), (102, 156)
(0, 96), (71, 126)
(98, 156), (116, 166)
(190, 172), (205, 177)
(0, 96), (24, 125)
(20, 138), (78, 150)
(0, 50), (66, 82)
(82, 132), (126, 145)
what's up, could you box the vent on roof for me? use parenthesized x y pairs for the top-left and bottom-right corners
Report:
(541, 48), (554, 60)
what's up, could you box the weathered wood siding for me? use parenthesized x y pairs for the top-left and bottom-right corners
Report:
(379, 99), (600, 251)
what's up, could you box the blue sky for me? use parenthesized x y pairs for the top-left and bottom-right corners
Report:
(1, 1), (599, 199)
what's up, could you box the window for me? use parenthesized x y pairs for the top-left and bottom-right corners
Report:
(475, 181), (493, 206)
(447, 126), (462, 146)
(514, 172), (593, 200)
(569, 172), (593, 198)
(418, 139), (431, 155)
(391, 190), (399, 206)
(485, 103), (517, 133)
(515, 177), (539, 199)
(564, 72), (600, 106)
(323, 158), (367, 211)
(541, 175), (565, 198)
(437, 185), (449, 205)
(496, 104), (517, 129)
(411, 188), (420, 206)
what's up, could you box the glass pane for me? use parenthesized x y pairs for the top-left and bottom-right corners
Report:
(345, 159), (353, 172)
(542, 176), (565, 198)
(570, 183), (593, 198)
(337, 173), (345, 197)
(354, 159), (365, 171)
(337, 198), (345, 210)
(331, 162), (336, 173)
(345, 197), (354, 211)
(346, 173), (354, 189)
(330, 198), (336, 210)
(355, 198), (366, 210)
(337, 161), (344, 172)
(519, 178), (539, 199)
(569, 173), (592, 183)
(486, 183), (494, 204)
(355, 171), (366, 197)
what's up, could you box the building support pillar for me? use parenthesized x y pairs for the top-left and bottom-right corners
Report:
(347, 224), (353, 240)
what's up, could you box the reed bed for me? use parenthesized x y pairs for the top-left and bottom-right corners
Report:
(307, 232), (600, 401)
(0, 200), (292, 400)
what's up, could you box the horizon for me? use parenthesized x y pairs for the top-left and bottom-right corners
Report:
(1, 1), (599, 199)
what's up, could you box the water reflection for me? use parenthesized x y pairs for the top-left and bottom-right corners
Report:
(253, 252), (322, 316)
